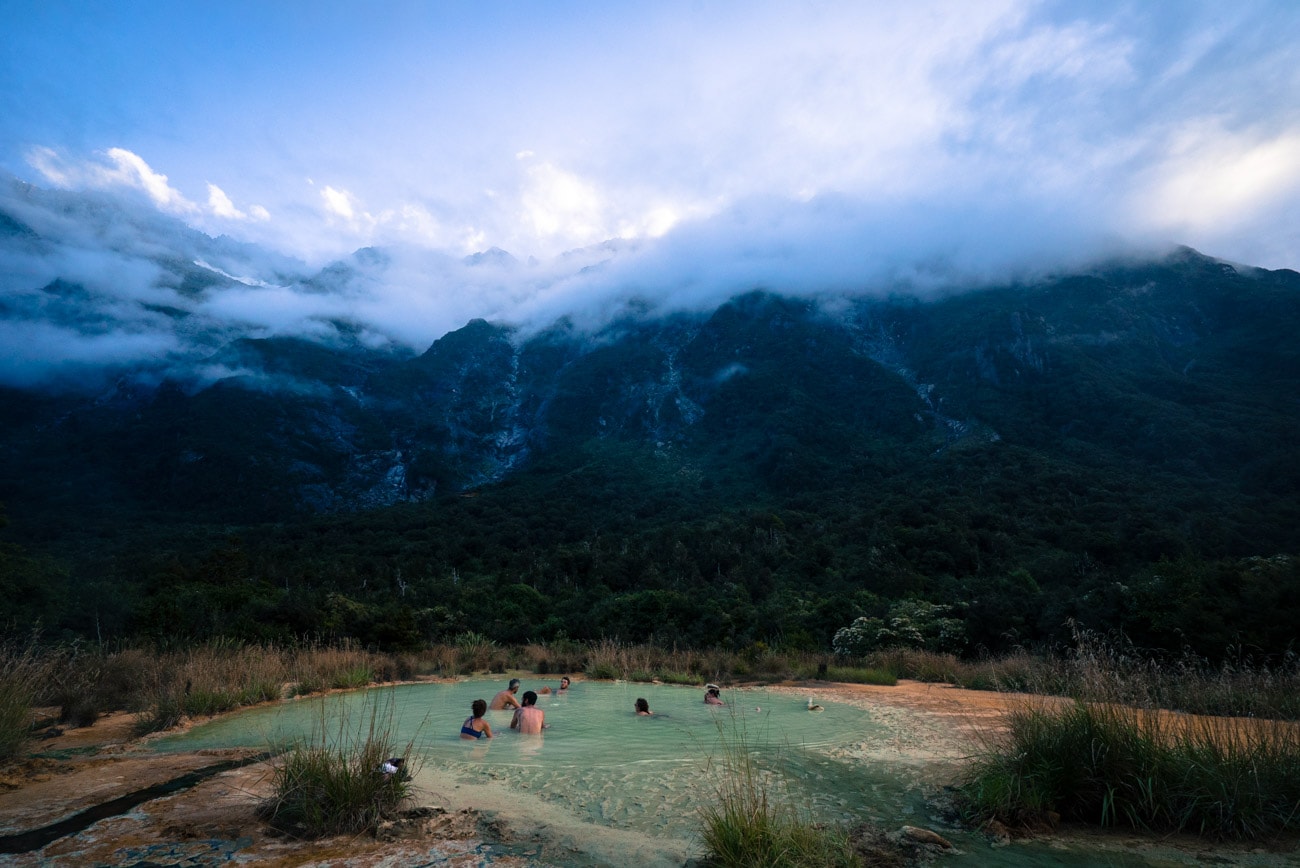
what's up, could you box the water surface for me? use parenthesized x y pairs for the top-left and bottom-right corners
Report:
(155, 680), (1285, 867)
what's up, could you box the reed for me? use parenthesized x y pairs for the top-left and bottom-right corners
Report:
(960, 696), (1300, 840)
(258, 691), (419, 838)
(0, 638), (50, 760)
(699, 714), (860, 867)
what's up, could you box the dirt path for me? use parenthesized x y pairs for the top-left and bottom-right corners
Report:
(0, 682), (1294, 867)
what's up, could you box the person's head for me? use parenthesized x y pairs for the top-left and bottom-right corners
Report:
(635, 698), (650, 713)
(706, 686), (719, 697)
(471, 699), (487, 718)
(521, 690), (538, 707)
(560, 676), (571, 689)
(508, 678), (521, 692)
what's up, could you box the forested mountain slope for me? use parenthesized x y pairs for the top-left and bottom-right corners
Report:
(2, 246), (1298, 658)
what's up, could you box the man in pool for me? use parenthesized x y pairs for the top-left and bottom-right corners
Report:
(510, 690), (547, 733)
(538, 675), (571, 695)
(489, 678), (522, 710)
(704, 684), (725, 705)
(460, 699), (493, 739)
(634, 697), (653, 715)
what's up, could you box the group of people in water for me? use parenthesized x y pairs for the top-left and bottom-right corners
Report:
(459, 677), (730, 739)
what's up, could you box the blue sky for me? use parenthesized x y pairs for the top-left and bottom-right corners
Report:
(4, 0), (1299, 270)
(3, 1), (1300, 391)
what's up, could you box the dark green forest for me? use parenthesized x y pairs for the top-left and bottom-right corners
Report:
(4, 433), (1298, 660)
(2, 250), (1299, 660)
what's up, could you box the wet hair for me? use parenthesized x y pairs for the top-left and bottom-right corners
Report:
(560, 676), (571, 686)
(471, 699), (487, 717)
(635, 698), (650, 713)
(706, 687), (720, 696)
(508, 678), (521, 689)
(521, 690), (538, 706)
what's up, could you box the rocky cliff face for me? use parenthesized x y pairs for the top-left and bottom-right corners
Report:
(1, 247), (1298, 526)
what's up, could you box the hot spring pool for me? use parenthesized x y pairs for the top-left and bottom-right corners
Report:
(154, 679), (913, 838)
(151, 680), (1218, 866)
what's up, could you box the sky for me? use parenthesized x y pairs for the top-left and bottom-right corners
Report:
(2, 0), (1300, 387)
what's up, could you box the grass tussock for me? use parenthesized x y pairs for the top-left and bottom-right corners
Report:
(960, 697), (1300, 841)
(700, 715), (862, 868)
(258, 692), (418, 838)
(0, 637), (52, 760)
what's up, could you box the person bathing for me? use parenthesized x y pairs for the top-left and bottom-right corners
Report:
(510, 690), (547, 734)
(490, 678), (522, 710)
(461, 699), (493, 739)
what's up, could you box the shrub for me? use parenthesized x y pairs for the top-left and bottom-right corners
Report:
(833, 600), (966, 657)
(454, 632), (497, 672)
(259, 693), (417, 838)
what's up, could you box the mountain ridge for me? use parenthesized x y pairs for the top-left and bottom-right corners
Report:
(2, 221), (1299, 656)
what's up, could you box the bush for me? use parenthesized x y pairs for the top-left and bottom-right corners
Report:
(833, 600), (966, 657)
(259, 693), (417, 838)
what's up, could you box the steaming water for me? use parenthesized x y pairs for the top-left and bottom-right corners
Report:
(152, 680), (1276, 867)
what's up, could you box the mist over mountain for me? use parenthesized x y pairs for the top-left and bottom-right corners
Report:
(2, 180), (1298, 658)
(1, 178), (1151, 394)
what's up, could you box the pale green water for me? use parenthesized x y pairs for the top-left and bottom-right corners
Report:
(155, 680), (907, 834)
(153, 681), (1296, 867)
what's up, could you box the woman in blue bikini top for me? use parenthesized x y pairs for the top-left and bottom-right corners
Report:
(460, 698), (493, 739)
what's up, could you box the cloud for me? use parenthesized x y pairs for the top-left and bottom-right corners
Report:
(1137, 123), (1300, 232)
(207, 183), (245, 219)
(208, 186), (269, 222)
(28, 146), (199, 215)
(320, 185), (357, 220)
(0, 319), (179, 389)
(520, 161), (605, 242)
(4, 3), (1300, 391)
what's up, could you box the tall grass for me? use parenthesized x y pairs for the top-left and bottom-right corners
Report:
(0, 638), (50, 760)
(135, 641), (289, 733)
(960, 697), (1300, 840)
(699, 714), (860, 867)
(258, 692), (419, 838)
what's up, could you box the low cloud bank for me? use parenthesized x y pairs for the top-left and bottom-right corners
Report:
(0, 175), (1166, 392)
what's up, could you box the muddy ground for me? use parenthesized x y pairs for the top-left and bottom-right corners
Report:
(0, 680), (1295, 866)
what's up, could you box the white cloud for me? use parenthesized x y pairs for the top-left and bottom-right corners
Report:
(321, 185), (357, 219)
(520, 161), (605, 242)
(207, 183), (246, 219)
(206, 185), (269, 222)
(27, 146), (198, 214)
(101, 148), (195, 213)
(1138, 123), (1300, 232)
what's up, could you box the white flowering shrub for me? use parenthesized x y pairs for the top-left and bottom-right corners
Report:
(832, 599), (966, 656)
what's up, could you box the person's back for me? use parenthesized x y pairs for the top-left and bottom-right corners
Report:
(511, 690), (546, 734)
(461, 698), (493, 739)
